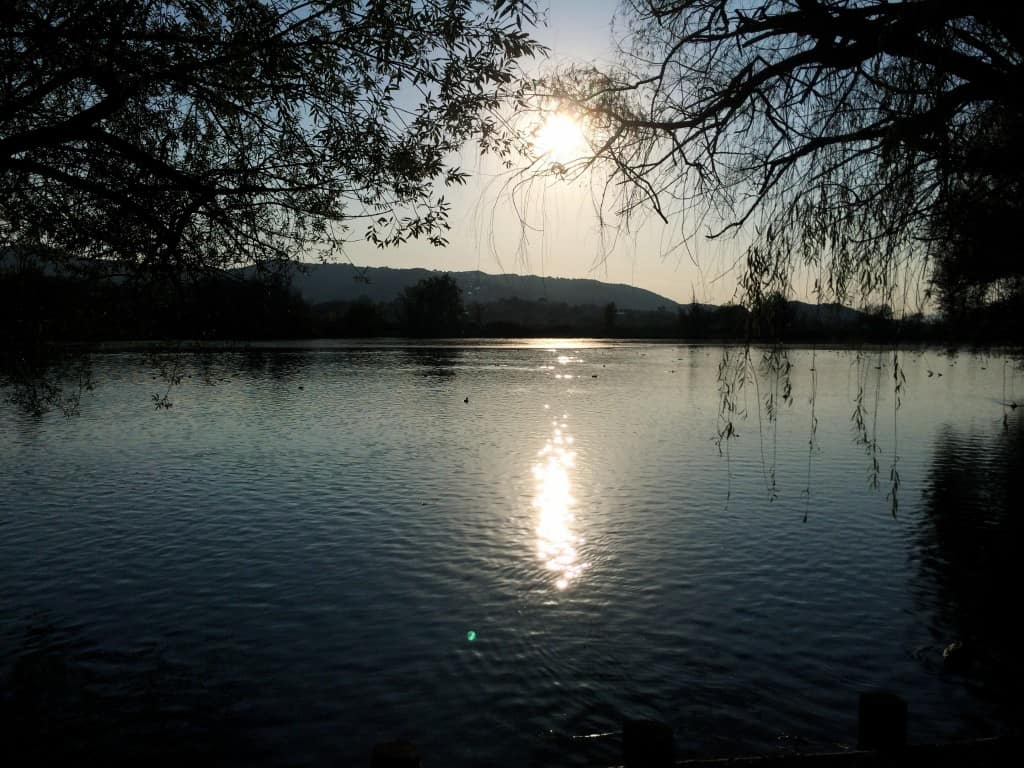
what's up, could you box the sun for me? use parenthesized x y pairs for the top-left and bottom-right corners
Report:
(533, 112), (587, 166)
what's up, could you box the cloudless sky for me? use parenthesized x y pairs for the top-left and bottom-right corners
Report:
(338, 1), (743, 306)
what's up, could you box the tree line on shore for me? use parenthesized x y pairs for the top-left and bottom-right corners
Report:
(3, 269), (1021, 346)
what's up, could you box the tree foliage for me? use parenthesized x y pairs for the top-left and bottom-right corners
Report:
(0, 0), (543, 282)
(399, 272), (464, 336)
(538, 0), (1024, 313)
(928, 105), (1024, 316)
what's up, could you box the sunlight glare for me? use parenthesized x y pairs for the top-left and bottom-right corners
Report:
(534, 112), (587, 166)
(533, 412), (588, 591)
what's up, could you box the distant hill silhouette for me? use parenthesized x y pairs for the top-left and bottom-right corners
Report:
(787, 300), (866, 327)
(9, 251), (981, 342)
(266, 263), (682, 312)
(0, 253), (874, 325)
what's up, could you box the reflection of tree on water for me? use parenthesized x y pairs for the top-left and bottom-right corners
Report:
(0, 622), (261, 766)
(401, 346), (462, 377)
(237, 348), (313, 380)
(916, 412), (1024, 729)
(715, 346), (920, 514)
(0, 347), (93, 417)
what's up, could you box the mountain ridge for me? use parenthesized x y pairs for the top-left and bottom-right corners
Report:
(275, 263), (870, 323)
(274, 263), (682, 312)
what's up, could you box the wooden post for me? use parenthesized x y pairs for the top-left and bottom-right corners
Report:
(370, 741), (420, 768)
(623, 719), (674, 768)
(858, 691), (907, 751)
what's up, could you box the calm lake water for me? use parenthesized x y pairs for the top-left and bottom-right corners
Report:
(1, 341), (1021, 766)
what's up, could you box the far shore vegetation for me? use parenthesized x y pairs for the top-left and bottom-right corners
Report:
(2, 267), (1021, 347)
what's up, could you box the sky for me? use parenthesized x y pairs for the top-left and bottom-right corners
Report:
(336, 1), (745, 307)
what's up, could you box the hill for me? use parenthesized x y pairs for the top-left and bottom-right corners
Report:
(273, 263), (681, 312)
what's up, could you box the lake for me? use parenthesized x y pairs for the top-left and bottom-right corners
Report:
(1, 341), (1021, 766)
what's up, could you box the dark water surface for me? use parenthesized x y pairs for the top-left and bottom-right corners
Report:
(1, 342), (1021, 766)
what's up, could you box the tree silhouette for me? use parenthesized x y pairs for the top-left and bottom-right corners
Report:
(0, 1), (543, 282)
(399, 273), (464, 337)
(538, 0), (1024, 313)
(928, 106), (1024, 321)
(603, 301), (617, 334)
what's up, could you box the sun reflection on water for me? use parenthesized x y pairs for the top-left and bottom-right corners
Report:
(533, 413), (587, 590)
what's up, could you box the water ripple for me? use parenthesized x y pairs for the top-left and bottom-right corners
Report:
(1, 345), (1020, 765)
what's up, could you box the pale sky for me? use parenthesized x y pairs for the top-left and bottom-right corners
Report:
(337, 1), (743, 306)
